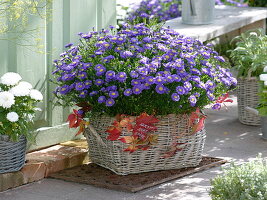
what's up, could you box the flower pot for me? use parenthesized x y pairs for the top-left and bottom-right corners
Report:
(261, 117), (267, 140)
(0, 135), (27, 174)
(237, 77), (261, 126)
(182, 0), (215, 25)
(85, 114), (206, 175)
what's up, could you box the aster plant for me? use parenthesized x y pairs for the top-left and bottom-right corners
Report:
(126, 0), (181, 24)
(52, 23), (236, 119)
(0, 72), (43, 141)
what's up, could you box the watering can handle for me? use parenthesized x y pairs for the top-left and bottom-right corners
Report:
(189, 0), (197, 16)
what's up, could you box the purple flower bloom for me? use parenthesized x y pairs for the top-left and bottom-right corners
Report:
(84, 80), (92, 89)
(106, 98), (115, 107)
(95, 79), (104, 86)
(132, 85), (142, 95)
(120, 51), (133, 59)
(79, 90), (88, 98)
(184, 82), (192, 92)
(105, 70), (116, 80)
(98, 96), (106, 103)
(207, 91), (215, 101)
(62, 73), (74, 81)
(77, 109), (84, 115)
(109, 91), (119, 98)
(205, 80), (216, 89)
(59, 85), (70, 95)
(89, 91), (98, 96)
(102, 55), (115, 63)
(138, 67), (149, 75)
(116, 72), (127, 82)
(96, 66), (106, 76)
(176, 86), (185, 95)
(78, 72), (87, 80)
(214, 56), (225, 62)
(75, 82), (85, 91)
(131, 79), (141, 86)
(189, 95), (197, 106)
(64, 43), (73, 48)
(124, 89), (132, 96)
(212, 103), (221, 110)
(130, 71), (139, 78)
(146, 76), (155, 84)
(171, 93), (180, 102)
(155, 84), (167, 94)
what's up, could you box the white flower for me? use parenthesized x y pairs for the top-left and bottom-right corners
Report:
(6, 112), (19, 122)
(10, 85), (30, 96)
(30, 89), (43, 101)
(259, 74), (267, 81)
(0, 91), (15, 108)
(264, 66), (267, 73)
(18, 81), (33, 90)
(0, 72), (22, 86)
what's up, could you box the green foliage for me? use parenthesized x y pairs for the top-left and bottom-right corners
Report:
(210, 155), (267, 200)
(0, 0), (52, 49)
(258, 72), (267, 116)
(229, 29), (267, 78)
(246, 0), (267, 7)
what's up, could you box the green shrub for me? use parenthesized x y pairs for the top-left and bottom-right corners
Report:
(210, 155), (267, 200)
(229, 29), (267, 78)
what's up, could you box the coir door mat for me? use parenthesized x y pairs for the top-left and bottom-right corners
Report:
(49, 157), (226, 192)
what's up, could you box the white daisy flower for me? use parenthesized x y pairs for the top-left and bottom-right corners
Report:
(0, 72), (22, 86)
(18, 81), (33, 89)
(10, 85), (30, 97)
(6, 112), (19, 122)
(29, 89), (43, 101)
(0, 91), (15, 108)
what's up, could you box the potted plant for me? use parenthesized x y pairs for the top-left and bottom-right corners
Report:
(230, 29), (267, 125)
(52, 23), (236, 175)
(0, 72), (43, 174)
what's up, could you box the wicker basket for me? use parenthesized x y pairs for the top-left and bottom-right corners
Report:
(0, 135), (27, 174)
(85, 114), (206, 175)
(237, 77), (261, 126)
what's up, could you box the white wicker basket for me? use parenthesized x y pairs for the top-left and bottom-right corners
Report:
(237, 77), (261, 126)
(85, 114), (206, 175)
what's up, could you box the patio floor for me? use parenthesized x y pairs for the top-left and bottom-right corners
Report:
(0, 96), (266, 200)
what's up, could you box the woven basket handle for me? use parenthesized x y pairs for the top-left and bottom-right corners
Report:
(87, 124), (107, 147)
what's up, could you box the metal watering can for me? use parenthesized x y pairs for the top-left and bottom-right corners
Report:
(182, 0), (215, 25)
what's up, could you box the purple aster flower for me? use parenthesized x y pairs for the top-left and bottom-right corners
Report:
(191, 68), (201, 75)
(96, 66), (106, 76)
(102, 55), (115, 63)
(155, 84), (167, 94)
(130, 71), (139, 78)
(62, 73), (74, 81)
(89, 91), (98, 96)
(109, 91), (119, 98)
(176, 86), (185, 95)
(64, 43), (73, 48)
(98, 96), (106, 103)
(131, 79), (141, 86)
(94, 64), (104, 70)
(120, 51), (133, 59)
(59, 85), (70, 95)
(75, 82), (85, 91)
(171, 93), (180, 102)
(184, 82), (192, 92)
(214, 56), (225, 62)
(105, 70), (116, 80)
(189, 95), (197, 107)
(207, 91), (215, 101)
(155, 76), (166, 84)
(124, 89), (132, 96)
(205, 80), (216, 89)
(172, 75), (181, 82)
(106, 98), (115, 107)
(84, 80), (92, 89)
(166, 75), (174, 83)
(77, 109), (84, 115)
(138, 67), (149, 75)
(116, 72), (127, 82)
(78, 72), (87, 80)
(201, 51), (211, 59)
(146, 76), (155, 84)
(132, 85), (142, 95)
(79, 90), (88, 98)
(95, 79), (104, 86)
(212, 103), (221, 110)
